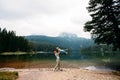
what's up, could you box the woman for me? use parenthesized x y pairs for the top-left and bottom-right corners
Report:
(53, 47), (61, 71)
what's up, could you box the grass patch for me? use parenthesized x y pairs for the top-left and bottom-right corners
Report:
(0, 71), (18, 80)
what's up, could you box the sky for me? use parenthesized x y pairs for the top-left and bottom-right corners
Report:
(0, 0), (91, 38)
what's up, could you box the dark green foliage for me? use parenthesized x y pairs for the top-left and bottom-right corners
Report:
(0, 28), (34, 53)
(84, 0), (120, 50)
(33, 42), (58, 52)
(81, 44), (120, 58)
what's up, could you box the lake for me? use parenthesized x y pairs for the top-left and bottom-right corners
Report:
(0, 52), (120, 71)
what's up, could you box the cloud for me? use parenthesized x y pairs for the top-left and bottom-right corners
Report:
(0, 0), (90, 19)
(0, 0), (91, 38)
(0, 0), (72, 19)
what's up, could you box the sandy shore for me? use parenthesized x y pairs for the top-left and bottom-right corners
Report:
(1, 68), (119, 80)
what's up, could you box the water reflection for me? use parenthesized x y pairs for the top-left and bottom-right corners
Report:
(0, 52), (120, 71)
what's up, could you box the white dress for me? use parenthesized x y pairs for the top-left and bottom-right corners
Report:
(55, 53), (60, 61)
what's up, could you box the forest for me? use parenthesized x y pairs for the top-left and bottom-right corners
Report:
(0, 28), (94, 54)
(81, 44), (120, 58)
(0, 28), (34, 53)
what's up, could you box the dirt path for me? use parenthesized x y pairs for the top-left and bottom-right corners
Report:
(12, 68), (120, 80)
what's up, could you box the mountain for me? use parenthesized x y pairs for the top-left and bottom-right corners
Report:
(59, 32), (78, 38)
(25, 34), (94, 51)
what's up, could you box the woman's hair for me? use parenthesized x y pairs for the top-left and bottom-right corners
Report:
(54, 48), (59, 53)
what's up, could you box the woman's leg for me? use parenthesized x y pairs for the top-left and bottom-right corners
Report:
(54, 60), (59, 71)
(58, 61), (60, 70)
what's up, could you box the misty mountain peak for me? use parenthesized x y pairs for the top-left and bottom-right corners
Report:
(59, 32), (78, 38)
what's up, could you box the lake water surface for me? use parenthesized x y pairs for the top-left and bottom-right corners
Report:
(0, 52), (120, 71)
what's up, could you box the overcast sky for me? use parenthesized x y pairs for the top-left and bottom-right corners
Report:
(0, 0), (91, 38)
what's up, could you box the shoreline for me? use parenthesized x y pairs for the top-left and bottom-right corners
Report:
(0, 66), (116, 72)
(0, 68), (120, 80)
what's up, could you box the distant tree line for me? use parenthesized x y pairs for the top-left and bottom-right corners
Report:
(0, 28), (34, 53)
(81, 44), (120, 58)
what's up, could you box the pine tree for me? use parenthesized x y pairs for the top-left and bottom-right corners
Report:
(84, 0), (120, 50)
(0, 27), (34, 53)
